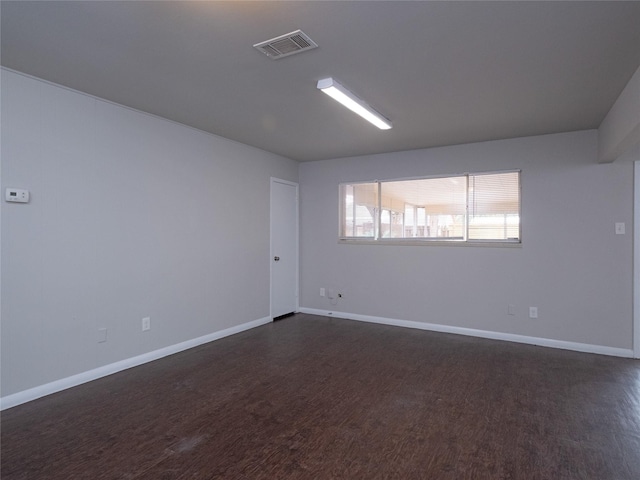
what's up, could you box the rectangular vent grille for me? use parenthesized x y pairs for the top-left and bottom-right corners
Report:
(254, 30), (318, 59)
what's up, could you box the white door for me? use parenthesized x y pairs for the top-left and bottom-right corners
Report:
(270, 178), (298, 319)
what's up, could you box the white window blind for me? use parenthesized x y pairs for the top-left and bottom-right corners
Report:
(468, 172), (520, 241)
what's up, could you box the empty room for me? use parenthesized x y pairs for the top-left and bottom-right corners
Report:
(1, 1), (640, 478)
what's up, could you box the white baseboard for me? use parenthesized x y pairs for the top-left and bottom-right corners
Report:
(0, 316), (272, 411)
(298, 307), (634, 358)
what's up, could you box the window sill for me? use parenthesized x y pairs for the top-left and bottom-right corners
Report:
(338, 238), (522, 248)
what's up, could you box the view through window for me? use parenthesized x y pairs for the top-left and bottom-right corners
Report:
(340, 171), (520, 243)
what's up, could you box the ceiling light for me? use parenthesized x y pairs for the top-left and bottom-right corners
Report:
(317, 78), (392, 130)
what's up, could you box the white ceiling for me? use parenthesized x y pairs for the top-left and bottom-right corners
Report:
(2, 1), (640, 162)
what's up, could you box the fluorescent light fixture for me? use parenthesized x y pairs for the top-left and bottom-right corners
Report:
(317, 77), (392, 130)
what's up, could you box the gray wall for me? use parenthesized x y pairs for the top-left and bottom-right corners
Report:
(299, 130), (633, 349)
(1, 69), (298, 396)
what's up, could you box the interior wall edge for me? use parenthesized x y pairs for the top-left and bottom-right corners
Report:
(298, 308), (634, 359)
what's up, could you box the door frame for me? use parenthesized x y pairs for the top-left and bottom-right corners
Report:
(270, 177), (299, 320)
(634, 161), (639, 358)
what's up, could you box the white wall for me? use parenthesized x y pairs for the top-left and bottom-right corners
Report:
(299, 131), (633, 351)
(0, 69), (298, 398)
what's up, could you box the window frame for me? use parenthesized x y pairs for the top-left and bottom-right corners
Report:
(339, 170), (521, 246)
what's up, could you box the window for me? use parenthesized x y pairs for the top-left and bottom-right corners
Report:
(339, 171), (520, 244)
(468, 172), (520, 241)
(340, 183), (377, 238)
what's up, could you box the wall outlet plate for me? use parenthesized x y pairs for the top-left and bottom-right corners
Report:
(615, 222), (625, 235)
(97, 328), (108, 343)
(142, 317), (151, 331)
(529, 307), (538, 319)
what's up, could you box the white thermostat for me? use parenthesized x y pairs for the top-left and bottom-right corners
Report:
(5, 188), (30, 203)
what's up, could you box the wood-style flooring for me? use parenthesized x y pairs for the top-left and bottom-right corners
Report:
(1, 313), (640, 479)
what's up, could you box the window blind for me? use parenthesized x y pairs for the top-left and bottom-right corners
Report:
(468, 172), (520, 241)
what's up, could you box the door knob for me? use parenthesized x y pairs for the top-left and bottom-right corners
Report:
(274, 256), (280, 261)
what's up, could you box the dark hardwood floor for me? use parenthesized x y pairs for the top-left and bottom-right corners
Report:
(2, 313), (639, 479)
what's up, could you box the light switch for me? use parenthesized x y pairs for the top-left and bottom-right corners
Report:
(615, 223), (625, 235)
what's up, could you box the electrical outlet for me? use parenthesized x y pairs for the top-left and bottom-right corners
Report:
(529, 307), (538, 319)
(97, 328), (108, 343)
(615, 222), (625, 235)
(320, 288), (325, 297)
(142, 317), (151, 331)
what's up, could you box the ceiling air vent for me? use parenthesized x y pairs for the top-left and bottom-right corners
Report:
(253, 30), (318, 59)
